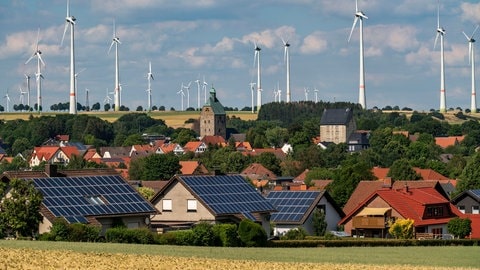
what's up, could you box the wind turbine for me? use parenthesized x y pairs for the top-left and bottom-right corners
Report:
(195, 79), (201, 109)
(304, 87), (309, 101)
(85, 88), (90, 111)
(177, 83), (185, 111)
(74, 67), (85, 108)
(282, 38), (291, 103)
(348, 0), (368, 109)
(19, 87), (27, 105)
(202, 76), (208, 103)
(249, 82), (256, 113)
(314, 87), (319, 103)
(108, 19), (121, 111)
(24, 74), (31, 108)
(254, 42), (262, 111)
(146, 61), (154, 111)
(104, 88), (112, 105)
(183, 81), (192, 109)
(25, 28), (45, 113)
(4, 91), (11, 112)
(61, 0), (77, 114)
(434, 0), (446, 113)
(463, 25), (479, 113)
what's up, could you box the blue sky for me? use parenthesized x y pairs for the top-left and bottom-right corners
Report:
(1, 0), (480, 112)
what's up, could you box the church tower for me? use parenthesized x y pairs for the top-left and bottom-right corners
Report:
(200, 86), (226, 139)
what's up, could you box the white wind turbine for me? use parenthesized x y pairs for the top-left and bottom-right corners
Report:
(177, 83), (186, 111)
(254, 42), (262, 111)
(282, 38), (291, 103)
(463, 25), (479, 113)
(304, 87), (309, 101)
(19, 87), (27, 106)
(348, 0), (368, 110)
(183, 81), (192, 109)
(195, 79), (201, 109)
(74, 67), (85, 108)
(146, 61), (154, 111)
(108, 19), (121, 112)
(276, 82), (282, 103)
(4, 91), (11, 112)
(249, 82), (256, 113)
(104, 88), (112, 105)
(202, 76), (208, 103)
(61, 0), (77, 115)
(25, 28), (45, 113)
(434, 0), (446, 113)
(314, 87), (319, 103)
(24, 74), (31, 108)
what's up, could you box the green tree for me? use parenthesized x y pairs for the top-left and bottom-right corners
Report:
(304, 167), (334, 187)
(265, 126), (289, 148)
(172, 128), (196, 146)
(0, 179), (43, 238)
(65, 154), (86, 169)
(456, 152), (480, 194)
(387, 158), (422, 181)
(122, 134), (146, 146)
(312, 208), (327, 236)
(237, 219), (267, 247)
(11, 137), (31, 156)
(130, 153), (181, 181)
(447, 217), (472, 239)
(137, 187), (155, 200)
(254, 152), (281, 176)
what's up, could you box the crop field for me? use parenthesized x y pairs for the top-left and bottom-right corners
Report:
(0, 111), (258, 129)
(0, 241), (478, 269)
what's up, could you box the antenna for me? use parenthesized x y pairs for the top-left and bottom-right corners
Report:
(108, 19), (121, 111)
(434, 0), (446, 113)
(348, 0), (368, 109)
(25, 28), (45, 113)
(61, 0), (77, 114)
(463, 25), (480, 112)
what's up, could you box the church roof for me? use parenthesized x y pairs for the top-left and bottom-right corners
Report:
(204, 87), (225, 115)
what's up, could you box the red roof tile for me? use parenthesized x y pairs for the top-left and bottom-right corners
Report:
(241, 163), (277, 180)
(372, 167), (450, 181)
(435, 136), (465, 148)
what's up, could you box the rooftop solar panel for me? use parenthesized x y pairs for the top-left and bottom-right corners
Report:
(180, 175), (275, 216)
(29, 175), (156, 223)
(471, 189), (480, 199)
(267, 191), (322, 223)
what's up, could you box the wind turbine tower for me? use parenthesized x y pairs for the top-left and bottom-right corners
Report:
(4, 91), (11, 112)
(254, 42), (262, 111)
(61, 0), (77, 114)
(85, 88), (90, 111)
(314, 87), (319, 103)
(195, 79), (201, 109)
(348, 0), (368, 110)
(24, 74), (31, 108)
(146, 61), (154, 111)
(177, 83), (186, 111)
(249, 82), (256, 113)
(25, 29), (45, 113)
(463, 25), (479, 113)
(108, 20), (121, 111)
(434, 1), (446, 113)
(283, 38), (291, 103)
(184, 81), (192, 109)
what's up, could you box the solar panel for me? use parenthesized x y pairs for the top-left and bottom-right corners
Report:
(180, 175), (275, 218)
(266, 191), (322, 223)
(471, 189), (480, 199)
(30, 175), (156, 224)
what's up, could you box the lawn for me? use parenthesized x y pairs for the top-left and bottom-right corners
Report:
(0, 240), (478, 269)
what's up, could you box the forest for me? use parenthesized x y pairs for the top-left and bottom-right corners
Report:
(1, 101), (480, 207)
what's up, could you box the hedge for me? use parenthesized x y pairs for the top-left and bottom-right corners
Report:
(268, 239), (480, 248)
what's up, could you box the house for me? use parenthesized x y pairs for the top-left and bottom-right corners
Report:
(29, 146), (80, 167)
(241, 163), (277, 181)
(150, 174), (276, 235)
(183, 141), (207, 154)
(201, 135), (226, 146)
(200, 87), (227, 139)
(267, 190), (344, 236)
(320, 108), (356, 144)
(339, 186), (464, 238)
(435, 136), (465, 149)
(179, 160), (209, 175)
(347, 130), (370, 152)
(451, 189), (480, 214)
(1, 165), (157, 235)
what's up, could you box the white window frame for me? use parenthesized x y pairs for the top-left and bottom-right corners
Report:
(458, 205), (465, 214)
(187, 199), (197, 212)
(472, 205), (479, 214)
(162, 199), (172, 212)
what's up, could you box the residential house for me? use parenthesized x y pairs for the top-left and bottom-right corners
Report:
(201, 135), (226, 146)
(241, 163), (277, 192)
(29, 146), (80, 167)
(267, 190), (344, 236)
(339, 186), (464, 238)
(200, 87), (227, 139)
(183, 141), (207, 155)
(150, 174), (276, 235)
(179, 160), (209, 175)
(435, 136), (465, 149)
(451, 190), (480, 214)
(1, 165), (157, 235)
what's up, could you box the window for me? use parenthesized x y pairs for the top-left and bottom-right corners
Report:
(473, 205), (479, 214)
(458, 205), (465, 214)
(187, 199), (197, 212)
(426, 206), (444, 217)
(162, 199), (172, 212)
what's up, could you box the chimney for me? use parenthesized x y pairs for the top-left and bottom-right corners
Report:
(45, 164), (58, 177)
(404, 183), (409, 193)
(383, 177), (392, 188)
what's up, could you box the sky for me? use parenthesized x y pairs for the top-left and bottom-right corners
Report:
(2, 0), (480, 112)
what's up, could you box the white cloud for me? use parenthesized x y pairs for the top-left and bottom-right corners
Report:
(460, 2), (480, 23)
(299, 31), (328, 54)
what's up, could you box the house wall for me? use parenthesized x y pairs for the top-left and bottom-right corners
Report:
(38, 217), (53, 235)
(454, 196), (479, 214)
(320, 118), (356, 144)
(151, 181), (215, 223)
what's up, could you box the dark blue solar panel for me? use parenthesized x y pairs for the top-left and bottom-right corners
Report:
(31, 175), (156, 224)
(181, 175), (275, 217)
(471, 189), (480, 199)
(266, 191), (322, 223)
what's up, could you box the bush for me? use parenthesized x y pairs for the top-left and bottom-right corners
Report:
(49, 218), (71, 241)
(192, 222), (215, 246)
(213, 224), (240, 247)
(172, 230), (195, 246)
(280, 227), (307, 240)
(105, 227), (155, 244)
(238, 219), (267, 247)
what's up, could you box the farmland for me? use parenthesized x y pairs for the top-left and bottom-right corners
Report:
(0, 240), (478, 269)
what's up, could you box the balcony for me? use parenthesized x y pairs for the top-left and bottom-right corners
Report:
(352, 216), (386, 229)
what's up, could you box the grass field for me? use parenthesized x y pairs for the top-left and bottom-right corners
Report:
(0, 111), (258, 129)
(0, 240), (478, 269)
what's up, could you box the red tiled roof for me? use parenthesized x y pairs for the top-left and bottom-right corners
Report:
(201, 135), (226, 145)
(466, 214), (480, 239)
(60, 146), (80, 159)
(183, 141), (204, 153)
(309, 180), (333, 190)
(343, 180), (386, 215)
(294, 169), (309, 182)
(435, 136), (465, 148)
(179, 160), (209, 175)
(241, 163), (277, 180)
(372, 167), (450, 181)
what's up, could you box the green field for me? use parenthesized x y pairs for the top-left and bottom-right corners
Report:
(0, 240), (478, 269)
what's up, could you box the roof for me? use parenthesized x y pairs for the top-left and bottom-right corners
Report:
(201, 135), (226, 146)
(435, 136), (465, 148)
(372, 167), (450, 181)
(26, 174), (156, 223)
(451, 189), (480, 204)
(340, 187), (464, 227)
(183, 141), (206, 153)
(179, 160), (209, 175)
(293, 169), (309, 182)
(309, 180), (333, 190)
(204, 87), (226, 115)
(320, 108), (353, 125)
(241, 163), (277, 180)
(153, 174), (276, 221)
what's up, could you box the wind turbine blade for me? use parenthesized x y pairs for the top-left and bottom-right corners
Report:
(472, 25), (480, 38)
(355, 0), (359, 12)
(108, 41), (115, 54)
(25, 54), (35, 65)
(38, 54), (46, 67)
(348, 17), (359, 42)
(434, 32), (439, 49)
(463, 31), (470, 40)
(61, 22), (68, 46)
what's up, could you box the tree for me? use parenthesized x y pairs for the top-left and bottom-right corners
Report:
(237, 219), (267, 247)
(265, 126), (288, 148)
(254, 152), (281, 176)
(388, 219), (414, 239)
(387, 158), (422, 181)
(456, 152), (480, 194)
(136, 106), (143, 111)
(0, 179), (43, 238)
(122, 134), (146, 146)
(312, 208), (327, 236)
(447, 217), (472, 239)
(137, 187), (155, 200)
(104, 103), (111, 111)
(129, 153), (181, 181)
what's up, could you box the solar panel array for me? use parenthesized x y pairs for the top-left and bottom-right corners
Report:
(267, 191), (322, 223)
(31, 175), (156, 223)
(471, 189), (480, 199)
(180, 175), (275, 218)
